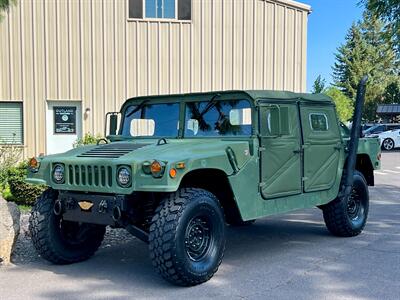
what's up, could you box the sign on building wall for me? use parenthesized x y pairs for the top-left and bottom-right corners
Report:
(54, 106), (77, 134)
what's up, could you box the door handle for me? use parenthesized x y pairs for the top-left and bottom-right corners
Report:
(293, 149), (302, 154)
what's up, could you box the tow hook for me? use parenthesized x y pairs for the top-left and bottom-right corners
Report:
(112, 205), (122, 221)
(54, 200), (63, 216)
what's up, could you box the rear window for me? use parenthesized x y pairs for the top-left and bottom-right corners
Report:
(309, 113), (328, 131)
(185, 100), (252, 137)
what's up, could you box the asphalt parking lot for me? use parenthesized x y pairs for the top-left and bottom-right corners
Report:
(1, 151), (399, 300)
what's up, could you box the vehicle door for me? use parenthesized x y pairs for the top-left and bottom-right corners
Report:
(259, 103), (302, 199)
(300, 105), (342, 192)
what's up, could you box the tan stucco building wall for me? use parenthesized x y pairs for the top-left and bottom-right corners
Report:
(0, 0), (310, 157)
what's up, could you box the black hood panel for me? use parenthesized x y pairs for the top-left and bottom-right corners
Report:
(77, 143), (150, 158)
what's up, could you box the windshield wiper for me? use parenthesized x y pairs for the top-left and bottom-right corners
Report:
(125, 100), (149, 118)
(200, 93), (221, 116)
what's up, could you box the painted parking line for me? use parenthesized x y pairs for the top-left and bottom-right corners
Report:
(396, 166), (400, 169)
(384, 170), (400, 174)
(375, 171), (388, 175)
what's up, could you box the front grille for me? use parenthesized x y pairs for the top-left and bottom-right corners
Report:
(68, 164), (113, 187)
(77, 143), (149, 158)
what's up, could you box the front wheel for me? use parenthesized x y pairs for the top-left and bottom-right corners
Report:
(149, 188), (226, 286)
(322, 171), (369, 237)
(382, 138), (395, 151)
(29, 189), (106, 264)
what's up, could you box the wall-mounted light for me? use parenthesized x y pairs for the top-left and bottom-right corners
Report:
(84, 108), (91, 120)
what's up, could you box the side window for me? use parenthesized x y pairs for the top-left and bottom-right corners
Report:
(264, 106), (290, 137)
(129, 0), (191, 20)
(309, 113), (328, 131)
(0, 102), (24, 145)
(185, 100), (252, 137)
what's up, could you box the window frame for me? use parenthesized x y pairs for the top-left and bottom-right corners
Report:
(0, 100), (24, 146)
(309, 112), (329, 132)
(127, 0), (192, 23)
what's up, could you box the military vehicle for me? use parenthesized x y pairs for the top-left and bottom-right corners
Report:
(27, 77), (380, 286)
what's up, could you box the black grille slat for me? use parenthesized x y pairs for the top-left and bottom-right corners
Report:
(77, 143), (149, 158)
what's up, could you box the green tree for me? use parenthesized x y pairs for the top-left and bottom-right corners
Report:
(332, 12), (398, 120)
(0, 0), (15, 21)
(311, 75), (326, 94)
(324, 87), (354, 122)
(360, 0), (400, 54)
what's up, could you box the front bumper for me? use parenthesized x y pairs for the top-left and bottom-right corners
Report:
(58, 192), (129, 226)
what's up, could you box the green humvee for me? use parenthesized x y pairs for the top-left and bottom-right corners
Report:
(27, 79), (380, 286)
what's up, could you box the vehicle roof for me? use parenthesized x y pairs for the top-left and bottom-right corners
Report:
(121, 90), (333, 110)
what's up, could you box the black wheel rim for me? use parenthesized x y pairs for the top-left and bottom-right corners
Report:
(184, 216), (212, 261)
(347, 187), (364, 222)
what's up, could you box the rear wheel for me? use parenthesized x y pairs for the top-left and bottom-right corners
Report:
(29, 189), (106, 264)
(149, 188), (225, 286)
(322, 171), (369, 237)
(382, 138), (394, 151)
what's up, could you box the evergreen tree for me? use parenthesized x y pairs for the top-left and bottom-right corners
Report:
(332, 12), (398, 120)
(311, 75), (326, 94)
(360, 0), (400, 55)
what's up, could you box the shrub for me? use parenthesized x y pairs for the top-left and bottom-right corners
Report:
(73, 133), (103, 148)
(0, 141), (23, 196)
(6, 161), (46, 206)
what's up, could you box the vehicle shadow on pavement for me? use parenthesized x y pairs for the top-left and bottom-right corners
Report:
(5, 184), (400, 299)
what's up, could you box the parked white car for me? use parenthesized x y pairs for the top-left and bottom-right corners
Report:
(370, 129), (400, 151)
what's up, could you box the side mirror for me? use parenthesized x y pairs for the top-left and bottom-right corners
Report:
(109, 114), (118, 135)
(105, 112), (120, 136)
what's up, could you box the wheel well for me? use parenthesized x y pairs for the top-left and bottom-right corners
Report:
(355, 154), (374, 186)
(180, 169), (243, 224)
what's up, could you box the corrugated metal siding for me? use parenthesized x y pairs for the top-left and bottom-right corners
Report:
(0, 0), (310, 157)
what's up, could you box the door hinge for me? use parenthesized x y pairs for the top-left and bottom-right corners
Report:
(258, 147), (266, 153)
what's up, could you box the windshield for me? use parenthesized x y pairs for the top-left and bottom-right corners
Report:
(121, 102), (180, 137)
(185, 100), (252, 137)
(364, 125), (384, 135)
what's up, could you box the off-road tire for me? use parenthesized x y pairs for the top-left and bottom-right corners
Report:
(382, 138), (394, 151)
(29, 189), (106, 264)
(149, 188), (226, 286)
(322, 171), (369, 237)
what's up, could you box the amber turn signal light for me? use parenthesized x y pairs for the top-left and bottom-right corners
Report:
(169, 168), (177, 178)
(175, 162), (186, 169)
(150, 160), (165, 178)
(28, 157), (40, 172)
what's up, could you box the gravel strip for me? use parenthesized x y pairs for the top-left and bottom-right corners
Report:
(11, 212), (136, 265)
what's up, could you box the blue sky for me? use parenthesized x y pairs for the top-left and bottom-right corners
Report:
(306, 0), (364, 91)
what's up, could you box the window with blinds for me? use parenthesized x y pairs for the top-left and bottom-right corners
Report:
(0, 102), (24, 145)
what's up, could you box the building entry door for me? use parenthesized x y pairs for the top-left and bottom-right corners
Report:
(46, 101), (82, 154)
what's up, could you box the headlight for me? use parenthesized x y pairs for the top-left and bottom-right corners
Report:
(117, 166), (131, 187)
(53, 164), (65, 183)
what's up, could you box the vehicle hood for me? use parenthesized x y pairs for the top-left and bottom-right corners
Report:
(36, 139), (252, 174)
